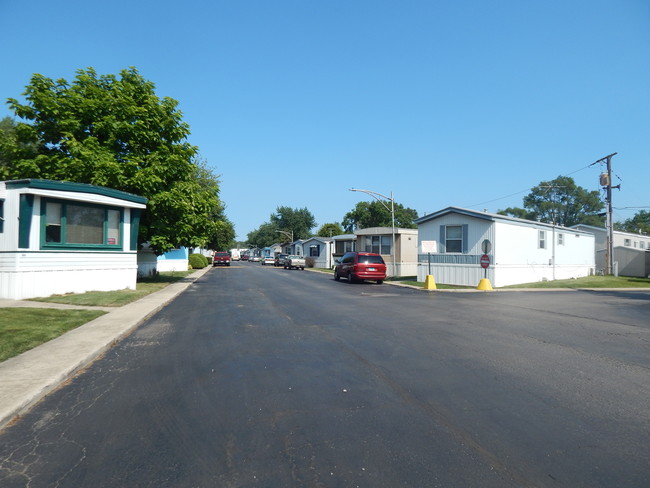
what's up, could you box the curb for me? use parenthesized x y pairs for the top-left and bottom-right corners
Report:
(0, 267), (210, 431)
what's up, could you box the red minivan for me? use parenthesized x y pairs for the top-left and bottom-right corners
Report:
(334, 252), (386, 284)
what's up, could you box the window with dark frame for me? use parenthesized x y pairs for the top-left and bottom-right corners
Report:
(42, 199), (122, 248)
(445, 225), (463, 253)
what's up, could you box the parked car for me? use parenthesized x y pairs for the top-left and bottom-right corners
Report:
(284, 255), (305, 270)
(274, 253), (288, 267)
(213, 251), (231, 266)
(334, 252), (386, 284)
(261, 256), (275, 265)
(241, 253), (249, 261)
(250, 255), (261, 262)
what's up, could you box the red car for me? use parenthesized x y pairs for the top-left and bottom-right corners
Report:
(334, 252), (386, 284)
(212, 251), (231, 266)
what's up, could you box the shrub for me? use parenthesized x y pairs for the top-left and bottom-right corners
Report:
(188, 253), (208, 269)
(305, 257), (315, 268)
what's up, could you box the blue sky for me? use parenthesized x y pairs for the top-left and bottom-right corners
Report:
(2, 0), (649, 241)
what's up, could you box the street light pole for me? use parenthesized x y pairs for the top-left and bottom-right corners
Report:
(349, 188), (396, 277)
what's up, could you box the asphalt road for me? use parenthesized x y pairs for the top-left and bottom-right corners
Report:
(1, 264), (649, 487)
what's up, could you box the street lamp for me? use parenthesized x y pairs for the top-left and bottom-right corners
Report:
(349, 188), (396, 277)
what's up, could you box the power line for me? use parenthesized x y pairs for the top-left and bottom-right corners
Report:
(465, 162), (596, 209)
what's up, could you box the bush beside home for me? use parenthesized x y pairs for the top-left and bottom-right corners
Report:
(188, 253), (209, 269)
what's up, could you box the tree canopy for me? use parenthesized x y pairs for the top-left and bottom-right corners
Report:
(1, 67), (229, 254)
(617, 210), (650, 235)
(342, 200), (418, 232)
(498, 176), (604, 228)
(317, 222), (344, 237)
(246, 206), (317, 248)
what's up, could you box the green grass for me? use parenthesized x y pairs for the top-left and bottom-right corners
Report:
(0, 308), (107, 362)
(28, 271), (194, 307)
(0, 271), (195, 362)
(500, 275), (650, 289)
(396, 275), (650, 289)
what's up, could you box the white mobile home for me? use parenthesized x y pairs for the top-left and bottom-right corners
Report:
(0, 179), (147, 299)
(415, 207), (595, 287)
(302, 237), (333, 268)
(571, 224), (650, 277)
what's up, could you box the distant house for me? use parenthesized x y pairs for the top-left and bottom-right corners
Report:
(329, 228), (418, 277)
(331, 234), (357, 264)
(415, 207), (595, 287)
(354, 227), (419, 277)
(571, 224), (650, 277)
(158, 248), (189, 272)
(268, 243), (283, 257)
(302, 237), (333, 268)
(284, 239), (305, 256)
(0, 179), (146, 299)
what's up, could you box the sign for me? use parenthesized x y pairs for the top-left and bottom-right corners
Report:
(480, 254), (490, 269)
(482, 239), (492, 254)
(420, 240), (437, 253)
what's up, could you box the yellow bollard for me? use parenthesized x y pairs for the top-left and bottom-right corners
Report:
(477, 278), (493, 291)
(424, 275), (437, 290)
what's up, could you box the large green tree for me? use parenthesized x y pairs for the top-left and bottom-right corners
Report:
(618, 210), (650, 235)
(1, 67), (225, 254)
(246, 206), (317, 248)
(246, 222), (280, 248)
(270, 206), (316, 240)
(317, 222), (343, 237)
(342, 200), (418, 232)
(498, 176), (604, 227)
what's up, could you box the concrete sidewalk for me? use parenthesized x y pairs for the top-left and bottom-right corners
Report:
(0, 267), (211, 430)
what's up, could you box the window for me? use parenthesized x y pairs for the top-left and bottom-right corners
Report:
(0, 199), (4, 233)
(309, 244), (320, 257)
(364, 235), (391, 254)
(335, 240), (354, 254)
(624, 239), (631, 247)
(42, 199), (122, 248)
(640, 242), (645, 250)
(539, 230), (547, 249)
(557, 233), (564, 246)
(445, 226), (463, 253)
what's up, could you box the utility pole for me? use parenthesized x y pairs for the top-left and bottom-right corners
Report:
(590, 153), (619, 275)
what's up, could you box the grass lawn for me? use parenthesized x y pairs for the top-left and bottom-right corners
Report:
(28, 271), (194, 307)
(0, 308), (107, 362)
(1, 271), (195, 362)
(500, 275), (650, 289)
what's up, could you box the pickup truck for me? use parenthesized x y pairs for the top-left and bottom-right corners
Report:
(284, 255), (305, 270)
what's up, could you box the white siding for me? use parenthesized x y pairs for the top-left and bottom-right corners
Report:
(417, 209), (595, 287)
(417, 214), (494, 286)
(0, 181), (143, 299)
(0, 252), (137, 299)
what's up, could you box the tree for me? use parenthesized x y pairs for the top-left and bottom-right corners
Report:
(618, 210), (650, 235)
(1, 67), (224, 254)
(498, 176), (604, 228)
(246, 222), (280, 248)
(0, 116), (38, 179)
(270, 206), (316, 240)
(342, 200), (418, 232)
(317, 222), (343, 237)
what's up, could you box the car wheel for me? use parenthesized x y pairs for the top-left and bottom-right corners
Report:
(376, 280), (383, 284)
(334, 269), (340, 281)
(347, 273), (355, 284)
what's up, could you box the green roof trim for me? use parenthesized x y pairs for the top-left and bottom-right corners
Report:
(5, 179), (147, 205)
